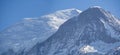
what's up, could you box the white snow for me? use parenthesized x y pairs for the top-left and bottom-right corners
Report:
(80, 45), (98, 53)
(42, 8), (81, 29)
(90, 6), (101, 8)
(100, 18), (120, 39)
(117, 47), (120, 50)
(90, 41), (120, 54)
(48, 17), (65, 29)
(0, 8), (81, 53)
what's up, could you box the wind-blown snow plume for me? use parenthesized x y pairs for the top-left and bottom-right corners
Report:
(0, 8), (81, 54)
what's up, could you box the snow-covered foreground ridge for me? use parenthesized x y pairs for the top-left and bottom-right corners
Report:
(1, 6), (120, 55)
(0, 8), (81, 53)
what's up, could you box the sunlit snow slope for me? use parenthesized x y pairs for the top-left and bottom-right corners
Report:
(0, 8), (81, 53)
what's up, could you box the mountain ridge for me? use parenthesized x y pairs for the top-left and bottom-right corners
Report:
(0, 8), (81, 54)
(24, 6), (120, 55)
(1, 6), (120, 55)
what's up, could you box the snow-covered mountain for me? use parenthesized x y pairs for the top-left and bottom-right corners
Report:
(0, 8), (81, 53)
(12, 6), (120, 55)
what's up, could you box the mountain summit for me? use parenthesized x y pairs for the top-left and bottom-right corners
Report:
(78, 6), (114, 21)
(1, 7), (120, 55)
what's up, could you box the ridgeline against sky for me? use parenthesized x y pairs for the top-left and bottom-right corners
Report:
(0, 0), (120, 31)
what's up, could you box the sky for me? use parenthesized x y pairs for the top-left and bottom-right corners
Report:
(0, 0), (120, 31)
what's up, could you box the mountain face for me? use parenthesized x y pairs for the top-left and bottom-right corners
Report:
(0, 8), (81, 53)
(106, 47), (120, 55)
(14, 6), (120, 55)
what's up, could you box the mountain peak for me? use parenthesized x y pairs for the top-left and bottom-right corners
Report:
(56, 8), (81, 13)
(90, 6), (102, 9)
(78, 6), (111, 21)
(86, 6), (103, 13)
(23, 7), (120, 55)
(89, 6), (102, 11)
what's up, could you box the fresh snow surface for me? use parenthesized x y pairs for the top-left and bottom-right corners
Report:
(42, 8), (81, 29)
(90, 6), (101, 8)
(90, 41), (120, 54)
(80, 45), (98, 53)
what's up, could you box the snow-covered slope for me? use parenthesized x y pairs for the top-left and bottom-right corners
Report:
(106, 46), (120, 55)
(17, 6), (120, 55)
(0, 8), (81, 53)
